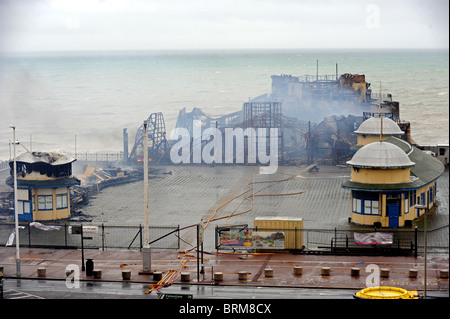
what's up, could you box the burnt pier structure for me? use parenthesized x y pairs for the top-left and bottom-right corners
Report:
(125, 70), (413, 166)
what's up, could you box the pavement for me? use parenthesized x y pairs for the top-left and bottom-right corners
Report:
(1, 246), (448, 295)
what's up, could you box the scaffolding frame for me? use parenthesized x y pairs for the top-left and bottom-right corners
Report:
(242, 102), (284, 164)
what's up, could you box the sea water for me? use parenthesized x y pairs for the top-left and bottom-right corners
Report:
(0, 49), (448, 160)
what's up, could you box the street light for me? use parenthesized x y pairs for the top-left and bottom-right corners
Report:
(142, 120), (151, 273)
(415, 204), (428, 299)
(10, 124), (21, 277)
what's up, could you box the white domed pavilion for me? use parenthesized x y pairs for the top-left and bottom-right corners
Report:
(342, 118), (444, 228)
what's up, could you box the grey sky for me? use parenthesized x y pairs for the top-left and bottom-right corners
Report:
(0, 0), (448, 52)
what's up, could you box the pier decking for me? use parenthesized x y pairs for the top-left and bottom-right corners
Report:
(76, 164), (448, 252)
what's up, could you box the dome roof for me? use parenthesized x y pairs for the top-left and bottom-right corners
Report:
(347, 141), (415, 168)
(354, 117), (404, 136)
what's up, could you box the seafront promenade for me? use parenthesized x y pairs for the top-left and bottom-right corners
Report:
(1, 246), (448, 294)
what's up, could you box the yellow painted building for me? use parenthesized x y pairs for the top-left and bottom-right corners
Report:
(6, 152), (80, 221)
(342, 118), (444, 228)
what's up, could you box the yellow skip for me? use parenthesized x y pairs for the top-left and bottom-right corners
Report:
(354, 286), (420, 299)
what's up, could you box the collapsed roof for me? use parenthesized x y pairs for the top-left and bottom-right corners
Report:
(14, 152), (75, 166)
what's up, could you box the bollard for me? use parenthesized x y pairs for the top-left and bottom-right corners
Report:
(92, 269), (102, 279)
(380, 268), (390, 278)
(264, 268), (273, 278)
(37, 267), (46, 277)
(321, 267), (330, 276)
(409, 269), (418, 278)
(86, 258), (94, 276)
(122, 270), (131, 280)
(214, 272), (223, 281)
(238, 271), (248, 281)
(351, 267), (360, 277)
(439, 269), (449, 279)
(180, 272), (191, 282)
(293, 266), (303, 276)
(153, 271), (163, 281)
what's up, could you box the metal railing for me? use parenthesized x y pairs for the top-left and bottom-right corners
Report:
(0, 161), (9, 172)
(1, 152), (125, 170)
(0, 221), (180, 250)
(68, 152), (124, 163)
(298, 74), (340, 82)
(1, 220), (447, 256)
(215, 225), (448, 256)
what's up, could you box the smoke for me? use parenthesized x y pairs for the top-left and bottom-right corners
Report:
(284, 100), (371, 124)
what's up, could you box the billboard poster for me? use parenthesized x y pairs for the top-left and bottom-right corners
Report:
(354, 232), (393, 245)
(219, 229), (285, 249)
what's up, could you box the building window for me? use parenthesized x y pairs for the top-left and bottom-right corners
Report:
(416, 192), (426, 206)
(404, 192), (409, 214)
(23, 201), (31, 214)
(430, 183), (436, 204)
(38, 195), (53, 210)
(363, 199), (379, 215)
(56, 193), (68, 209)
(353, 191), (379, 215)
(409, 190), (416, 206)
(434, 183), (437, 202)
(18, 200), (31, 215)
(353, 198), (362, 213)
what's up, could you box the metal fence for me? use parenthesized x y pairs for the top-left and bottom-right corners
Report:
(0, 161), (9, 172)
(1, 220), (447, 256)
(215, 225), (448, 256)
(0, 222), (180, 250)
(69, 152), (124, 162)
(298, 74), (340, 82)
(1, 152), (124, 170)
